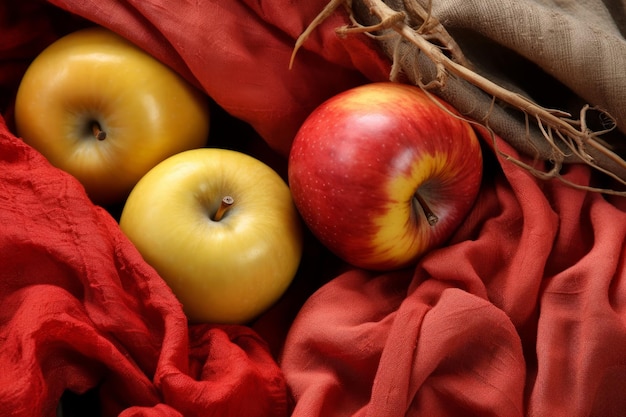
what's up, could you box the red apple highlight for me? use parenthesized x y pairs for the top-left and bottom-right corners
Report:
(288, 82), (483, 271)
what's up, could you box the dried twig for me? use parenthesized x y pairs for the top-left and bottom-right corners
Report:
(290, 0), (626, 195)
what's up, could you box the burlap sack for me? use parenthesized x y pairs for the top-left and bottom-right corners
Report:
(332, 0), (626, 186)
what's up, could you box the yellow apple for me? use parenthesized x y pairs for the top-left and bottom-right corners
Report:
(14, 26), (210, 205)
(119, 148), (304, 324)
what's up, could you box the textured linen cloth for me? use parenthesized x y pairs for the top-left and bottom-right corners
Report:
(0, 117), (289, 416)
(2, 0), (626, 416)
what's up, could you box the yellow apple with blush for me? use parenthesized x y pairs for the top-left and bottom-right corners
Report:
(14, 26), (210, 205)
(119, 148), (304, 324)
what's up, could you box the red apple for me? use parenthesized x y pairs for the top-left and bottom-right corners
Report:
(288, 82), (483, 271)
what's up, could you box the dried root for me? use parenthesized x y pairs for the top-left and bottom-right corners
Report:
(290, 0), (626, 196)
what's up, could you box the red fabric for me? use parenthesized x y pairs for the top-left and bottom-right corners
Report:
(282, 139), (626, 416)
(44, 0), (390, 157)
(0, 115), (288, 416)
(2, 1), (626, 417)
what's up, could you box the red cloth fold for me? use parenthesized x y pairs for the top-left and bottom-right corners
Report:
(44, 0), (390, 157)
(2, 1), (626, 416)
(281, 138), (626, 417)
(0, 117), (288, 416)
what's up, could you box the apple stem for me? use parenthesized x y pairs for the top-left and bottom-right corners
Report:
(91, 122), (107, 141)
(213, 196), (234, 221)
(413, 192), (439, 226)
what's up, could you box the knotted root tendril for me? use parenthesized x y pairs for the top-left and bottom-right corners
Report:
(290, 0), (626, 195)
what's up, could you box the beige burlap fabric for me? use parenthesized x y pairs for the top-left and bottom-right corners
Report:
(351, 0), (626, 184)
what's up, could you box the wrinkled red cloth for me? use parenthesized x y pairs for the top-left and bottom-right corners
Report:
(282, 139), (626, 416)
(2, 1), (626, 417)
(44, 0), (390, 157)
(0, 114), (289, 416)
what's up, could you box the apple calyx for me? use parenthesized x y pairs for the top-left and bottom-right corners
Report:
(91, 121), (107, 141)
(413, 191), (438, 226)
(213, 196), (234, 221)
